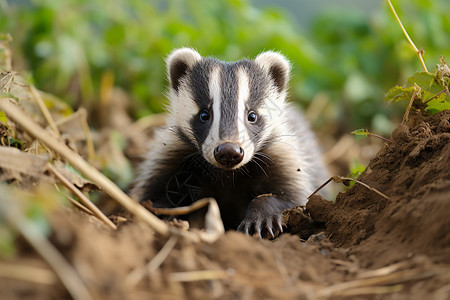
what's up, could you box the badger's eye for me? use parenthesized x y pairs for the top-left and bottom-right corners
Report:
(199, 109), (210, 123)
(247, 111), (257, 123)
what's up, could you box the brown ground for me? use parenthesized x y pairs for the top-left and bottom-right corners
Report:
(1, 110), (449, 299)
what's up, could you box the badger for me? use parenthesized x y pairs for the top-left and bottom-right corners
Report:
(131, 48), (328, 238)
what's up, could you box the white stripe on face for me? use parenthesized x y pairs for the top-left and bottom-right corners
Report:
(236, 68), (255, 167)
(202, 67), (222, 165)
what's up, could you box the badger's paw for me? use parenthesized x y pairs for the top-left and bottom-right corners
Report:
(237, 194), (288, 239)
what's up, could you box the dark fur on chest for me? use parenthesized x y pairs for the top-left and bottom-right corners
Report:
(139, 148), (296, 229)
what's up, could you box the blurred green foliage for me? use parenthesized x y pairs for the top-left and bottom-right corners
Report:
(0, 0), (449, 134)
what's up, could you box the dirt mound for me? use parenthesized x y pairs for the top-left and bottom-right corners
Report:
(2, 110), (449, 299)
(306, 110), (450, 268)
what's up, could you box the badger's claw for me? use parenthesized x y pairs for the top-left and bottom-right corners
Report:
(237, 214), (283, 239)
(237, 195), (289, 239)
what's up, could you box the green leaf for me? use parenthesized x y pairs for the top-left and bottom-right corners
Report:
(406, 72), (434, 89)
(426, 92), (450, 113)
(349, 158), (366, 179)
(385, 85), (415, 103)
(351, 128), (370, 136)
(350, 128), (370, 141)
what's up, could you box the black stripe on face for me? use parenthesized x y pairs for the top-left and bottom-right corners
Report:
(235, 61), (271, 150)
(189, 58), (218, 108)
(188, 58), (219, 147)
(219, 63), (239, 140)
(241, 60), (269, 109)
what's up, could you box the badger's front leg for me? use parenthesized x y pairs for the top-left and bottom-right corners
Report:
(237, 194), (297, 239)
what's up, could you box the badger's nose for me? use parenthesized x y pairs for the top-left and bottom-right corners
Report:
(214, 143), (244, 168)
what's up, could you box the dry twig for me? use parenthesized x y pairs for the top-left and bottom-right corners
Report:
(67, 196), (94, 215)
(318, 268), (434, 297)
(28, 85), (61, 137)
(47, 163), (117, 230)
(169, 269), (234, 282)
(125, 235), (179, 288)
(0, 99), (170, 236)
(309, 176), (390, 200)
(148, 197), (225, 243)
(55, 108), (96, 162)
(402, 83), (421, 124)
(0, 262), (57, 285)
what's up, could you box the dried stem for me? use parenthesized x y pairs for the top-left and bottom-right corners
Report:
(68, 196), (94, 215)
(0, 99), (170, 236)
(368, 132), (392, 143)
(54, 108), (96, 162)
(308, 177), (333, 200)
(169, 269), (233, 282)
(125, 235), (179, 288)
(309, 176), (390, 201)
(0, 262), (57, 285)
(47, 163), (117, 230)
(149, 197), (212, 215)
(338, 176), (390, 200)
(28, 85), (61, 137)
(402, 84), (421, 124)
(79, 108), (96, 162)
(318, 268), (434, 297)
(386, 0), (428, 72)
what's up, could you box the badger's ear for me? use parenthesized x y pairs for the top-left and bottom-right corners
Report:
(166, 48), (202, 92)
(255, 51), (291, 93)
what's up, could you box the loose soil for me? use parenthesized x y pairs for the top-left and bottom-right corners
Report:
(1, 110), (449, 299)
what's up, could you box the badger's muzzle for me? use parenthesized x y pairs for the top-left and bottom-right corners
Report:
(214, 143), (244, 169)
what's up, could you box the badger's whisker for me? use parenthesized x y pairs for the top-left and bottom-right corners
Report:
(253, 155), (269, 168)
(251, 158), (269, 178)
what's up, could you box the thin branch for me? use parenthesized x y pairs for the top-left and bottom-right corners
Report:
(368, 132), (392, 144)
(337, 176), (390, 200)
(47, 163), (117, 230)
(357, 261), (411, 279)
(169, 269), (233, 282)
(149, 198), (212, 215)
(0, 100), (170, 236)
(318, 268), (434, 297)
(0, 262), (57, 285)
(125, 235), (179, 288)
(308, 176), (390, 201)
(308, 177), (333, 200)
(68, 196), (94, 216)
(78, 108), (96, 162)
(54, 108), (96, 162)
(28, 85), (61, 137)
(424, 87), (448, 104)
(386, 0), (428, 72)
(402, 84), (421, 124)
(328, 285), (403, 297)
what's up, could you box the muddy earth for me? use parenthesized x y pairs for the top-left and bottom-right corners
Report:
(1, 110), (449, 299)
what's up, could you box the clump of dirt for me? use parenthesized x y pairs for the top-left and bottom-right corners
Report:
(2, 110), (449, 299)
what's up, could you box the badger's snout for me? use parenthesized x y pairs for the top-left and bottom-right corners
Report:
(214, 143), (244, 169)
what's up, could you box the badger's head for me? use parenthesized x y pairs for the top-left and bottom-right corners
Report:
(166, 48), (290, 170)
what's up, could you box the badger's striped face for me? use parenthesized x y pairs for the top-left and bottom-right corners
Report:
(166, 48), (290, 170)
